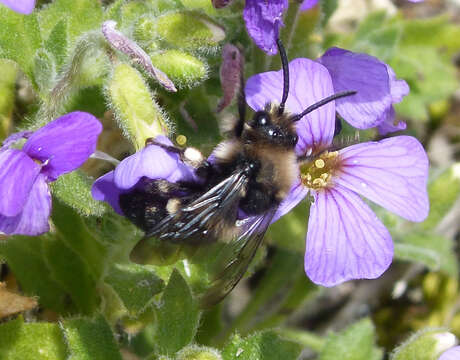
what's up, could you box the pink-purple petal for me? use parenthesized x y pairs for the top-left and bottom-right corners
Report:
(272, 179), (309, 223)
(317, 47), (394, 129)
(300, 0), (319, 11)
(91, 171), (124, 215)
(305, 186), (393, 286)
(376, 107), (407, 135)
(243, 0), (288, 55)
(439, 347), (460, 360)
(0, 0), (36, 14)
(245, 58), (336, 155)
(1, 130), (33, 150)
(113, 136), (180, 190)
(23, 111), (102, 181)
(0, 174), (51, 236)
(0, 149), (40, 217)
(336, 136), (429, 222)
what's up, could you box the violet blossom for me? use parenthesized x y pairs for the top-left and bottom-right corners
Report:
(91, 136), (197, 215)
(439, 346), (460, 360)
(245, 58), (429, 286)
(0, 112), (102, 236)
(317, 47), (409, 134)
(0, 0), (36, 14)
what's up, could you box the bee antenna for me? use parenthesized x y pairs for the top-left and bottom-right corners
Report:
(291, 90), (357, 122)
(276, 38), (289, 116)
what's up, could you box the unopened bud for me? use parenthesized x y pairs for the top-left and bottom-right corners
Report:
(216, 44), (243, 112)
(107, 63), (170, 149)
(212, 0), (234, 8)
(102, 20), (176, 92)
(176, 345), (222, 360)
(156, 11), (225, 50)
(392, 329), (457, 360)
(150, 50), (207, 88)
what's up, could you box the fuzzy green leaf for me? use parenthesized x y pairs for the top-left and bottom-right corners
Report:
(0, 318), (67, 360)
(0, 235), (75, 313)
(62, 316), (122, 360)
(104, 263), (165, 315)
(153, 269), (200, 355)
(34, 49), (56, 95)
(38, 0), (103, 47)
(222, 331), (302, 360)
(51, 171), (107, 217)
(319, 318), (382, 360)
(0, 9), (42, 83)
(0, 59), (16, 139)
(45, 19), (68, 68)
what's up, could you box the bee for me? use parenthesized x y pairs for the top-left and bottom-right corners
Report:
(119, 39), (355, 307)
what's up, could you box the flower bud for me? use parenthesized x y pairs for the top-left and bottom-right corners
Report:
(150, 50), (207, 89)
(176, 345), (222, 360)
(155, 11), (225, 50)
(107, 63), (170, 150)
(212, 0), (233, 8)
(216, 43), (243, 112)
(392, 329), (457, 360)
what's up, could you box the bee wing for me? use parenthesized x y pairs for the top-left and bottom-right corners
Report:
(199, 207), (277, 308)
(146, 170), (249, 243)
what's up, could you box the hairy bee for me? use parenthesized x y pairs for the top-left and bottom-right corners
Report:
(119, 39), (355, 306)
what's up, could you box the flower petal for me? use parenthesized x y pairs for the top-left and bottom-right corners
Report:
(305, 185), (393, 286)
(0, 0), (36, 14)
(243, 0), (288, 55)
(91, 171), (124, 215)
(114, 136), (182, 190)
(300, 0), (319, 11)
(23, 111), (102, 181)
(336, 136), (429, 222)
(245, 58), (336, 155)
(0, 149), (40, 217)
(1, 130), (33, 150)
(0, 174), (51, 235)
(439, 347), (460, 360)
(318, 47), (397, 129)
(376, 107), (407, 135)
(272, 179), (309, 223)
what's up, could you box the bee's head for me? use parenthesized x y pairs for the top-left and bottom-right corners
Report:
(245, 108), (298, 148)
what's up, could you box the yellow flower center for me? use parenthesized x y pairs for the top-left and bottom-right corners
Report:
(300, 151), (339, 190)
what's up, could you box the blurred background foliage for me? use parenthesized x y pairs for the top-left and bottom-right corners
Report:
(0, 0), (460, 359)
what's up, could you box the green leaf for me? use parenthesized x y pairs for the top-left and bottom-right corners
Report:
(319, 0), (338, 27)
(45, 19), (68, 68)
(38, 0), (103, 47)
(62, 316), (122, 360)
(51, 171), (107, 217)
(153, 269), (200, 354)
(421, 165), (460, 231)
(34, 49), (56, 95)
(0, 235), (74, 313)
(0, 9), (42, 83)
(222, 331), (302, 360)
(104, 263), (165, 316)
(43, 235), (99, 315)
(394, 232), (458, 277)
(175, 345), (222, 360)
(319, 318), (382, 360)
(107, 63), (169, 149)
(0, 59), (16, 139)
(0, 317), (67, 360)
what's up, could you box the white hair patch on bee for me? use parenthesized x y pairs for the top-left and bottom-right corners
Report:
(166, 198), (181, 215)
(184, 147), (204, 167)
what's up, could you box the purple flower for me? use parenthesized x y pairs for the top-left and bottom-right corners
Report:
(91, 136), (197, 215)
(245, 58), (429, 286)
(0, 112), (102, 236)
(243, 0), (288, 55)
(0, 0), (36, 14)
(300, 0), (319, 11)
(317, 47), (409, 133)
(439, 346), (460, 360)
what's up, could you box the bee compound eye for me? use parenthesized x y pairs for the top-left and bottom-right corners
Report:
(252, 111), (270, 127)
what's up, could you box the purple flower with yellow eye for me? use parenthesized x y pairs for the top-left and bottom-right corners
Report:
(0, 112), (102, 236)
(245, 58), (429, 286)
(0, 0), (36, 14)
